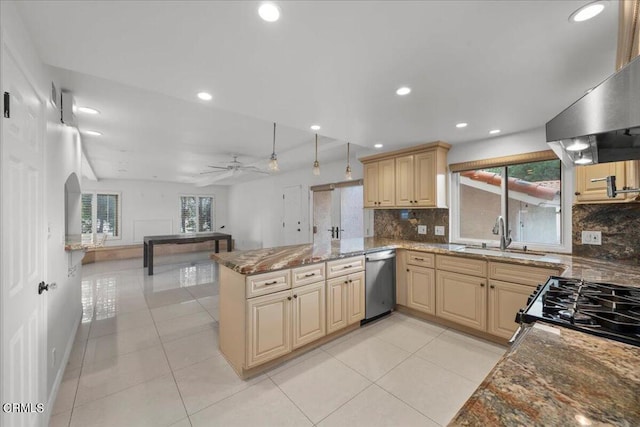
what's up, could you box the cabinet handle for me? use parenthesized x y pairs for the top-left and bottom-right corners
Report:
(575, 192), (581, 196)
(265, 280), (278, 285)
(414, 257), (424, 261)
(287, 296), (292, 300)
(480, 283), (485, 287)
(304, 273), (316, 277)
(490, 285), (495, 289)
(343, 265), (353, 269)
(344, 280), (348, 284)
(406, 268), (409, 272)
(349, 279), (353, 283)
(293, 294), (298, 298)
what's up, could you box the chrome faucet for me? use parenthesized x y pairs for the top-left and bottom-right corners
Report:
(492, 215), (512, 251)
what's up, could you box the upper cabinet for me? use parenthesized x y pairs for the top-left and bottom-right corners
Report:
(360, 141), (450, 209)
(574, 161), (639, 203)
(363, 159), (395, 208)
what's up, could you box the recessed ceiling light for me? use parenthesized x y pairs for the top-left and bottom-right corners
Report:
(310, 125), (321, 131)
(197, 92), (213, 101)
(396, 87), (411, 96)
(84, 130), (102, 136)
(78, 106), (100, 115)
(259, 3), (280, 22)
(374, 143), (384, 149)
(456, 123), (468, 128)
(489, 129), (501, 135)
(569, 1), (606, 23)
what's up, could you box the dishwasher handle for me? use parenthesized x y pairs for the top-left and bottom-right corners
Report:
(366, 250), (396, 262)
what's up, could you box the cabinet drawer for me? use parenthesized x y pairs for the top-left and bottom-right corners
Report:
(291, 263), (326, 288)
(246, 270), (291, 298)
(488, 262), (560, 288)
(436, 255), (487, 277)
(406, 251), (435, 268)
(326, 255), (365, 279)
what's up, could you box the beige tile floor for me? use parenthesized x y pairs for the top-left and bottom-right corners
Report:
(49, 252), (506, 427)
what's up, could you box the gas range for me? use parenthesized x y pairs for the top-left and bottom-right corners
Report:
(516, 276), (640, 347)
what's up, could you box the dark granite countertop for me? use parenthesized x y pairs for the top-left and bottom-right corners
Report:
(449, 323), (640, 426)
(212, 238), (640, 287)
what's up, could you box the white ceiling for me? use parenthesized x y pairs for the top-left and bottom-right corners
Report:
(17, 1), (619, 185)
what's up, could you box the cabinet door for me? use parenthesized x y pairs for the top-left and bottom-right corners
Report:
(395, 155), (414, 207)
(407, 266), (436, 315)
(488, 280), (533, 339)
(292, 282), (326, 349)
(246, 290), (291, 368)
(414, 151), (436, 207)
(378, 159), (396, 207)
(327, 277), (348, 333)
(347, 271), (366, 324)
(363, 162), (379, 208)
(436, 270), (487, 331)
(575, 162), (626, 202)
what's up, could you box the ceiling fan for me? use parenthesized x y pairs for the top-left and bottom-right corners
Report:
(200, 155), (269, 176)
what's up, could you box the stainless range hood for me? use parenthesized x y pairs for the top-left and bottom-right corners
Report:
(546, 55), (640, 166)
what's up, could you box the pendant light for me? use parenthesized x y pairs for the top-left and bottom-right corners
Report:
(312, 134), (320, 176)
(345, 142), (353, 180)
(268, 122), (279, 171)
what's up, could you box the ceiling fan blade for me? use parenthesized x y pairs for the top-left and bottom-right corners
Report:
(199, 169), (229, 175)
(241, 166), (270, 174)
(207, 165), (230, 170)
(195, 169), (235, 186)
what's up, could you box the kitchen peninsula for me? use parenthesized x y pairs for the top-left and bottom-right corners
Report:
(212, 238), (640, 425)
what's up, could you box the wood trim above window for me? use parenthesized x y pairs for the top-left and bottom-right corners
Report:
(449, 150), (558, 173)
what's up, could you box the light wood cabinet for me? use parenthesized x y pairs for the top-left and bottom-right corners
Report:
(364, 159), (395, 207)
(326, 271), (365, 333)
(395, 155), (414, 207)
(406, 265), (436, 315)
(487, 279), (533, 339)
(436, 270), (487, 331)
(246, 290), (291, 368)
(327, 255), (365, 279)
(292, 281), (326, 349)
(575, 161), (638, 203)
(395, 152), (437, 207)
(360, 141), (450, 209)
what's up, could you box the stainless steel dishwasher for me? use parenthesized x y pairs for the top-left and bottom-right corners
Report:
(363, 249), (396, 323)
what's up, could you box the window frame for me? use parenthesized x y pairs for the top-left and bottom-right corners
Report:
(81, 191), (122, 242)
(450, 157), (572, 253)
(179, 194), (215, 234)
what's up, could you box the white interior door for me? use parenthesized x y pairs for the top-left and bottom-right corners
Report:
(1, 44), (47, 427)
(282, 185), (303, 245)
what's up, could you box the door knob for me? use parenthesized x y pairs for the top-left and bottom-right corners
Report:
(38, 281), (56, 295)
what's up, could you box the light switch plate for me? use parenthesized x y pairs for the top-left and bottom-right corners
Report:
(418, 225), (427, 235)
(581, 230), (602, 245)
(434, 226), (445, 236)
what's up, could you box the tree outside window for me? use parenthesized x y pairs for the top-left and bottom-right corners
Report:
(180, 196), (214, 233)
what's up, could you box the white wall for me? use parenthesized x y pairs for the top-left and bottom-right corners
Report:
(1, 0), (84, 418)
(81, 179), (228, 245)
(448, 126), (549, 164)
(228, 159), (364, 250)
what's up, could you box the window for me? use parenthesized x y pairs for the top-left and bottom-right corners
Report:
(81, 192), (121, 243)
(180, 195), (214, 233)
(452, 156), (564, 249)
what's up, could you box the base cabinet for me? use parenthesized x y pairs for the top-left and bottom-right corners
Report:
(247, 280), (327, 369)
(292, 281), (326, 349)
(488, 280), (533, 339)
(406, 265), (436, 315)
(327, 271), (365, 333)
(247, 290), (292, 368)
(436, 270), (487, 331)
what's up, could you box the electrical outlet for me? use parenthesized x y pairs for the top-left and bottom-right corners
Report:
(417, 225), (427, 235)
(434, 226), (445, 236)
(581, 230), (602, 245)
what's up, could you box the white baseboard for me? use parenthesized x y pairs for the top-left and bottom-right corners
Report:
(43, 311), (81, 426)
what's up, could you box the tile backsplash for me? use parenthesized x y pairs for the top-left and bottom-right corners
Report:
(573, 203), (640, 264)
(374, 209), (449, 243)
